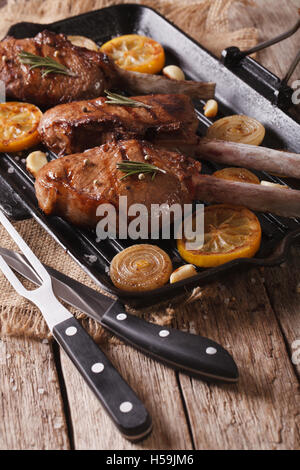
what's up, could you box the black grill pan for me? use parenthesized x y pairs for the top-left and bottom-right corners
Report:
(0, 4), (299, 307)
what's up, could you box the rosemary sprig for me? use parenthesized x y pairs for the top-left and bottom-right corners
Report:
(19, 51), (75, 78)
(104, 90), (152, 109)
(117, 161), (166, 181)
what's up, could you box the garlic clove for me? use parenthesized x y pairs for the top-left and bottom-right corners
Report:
(26, 151), (48, 178)
(203, 99), (218, 118)
(170, 264), (197, 284)
(162, 65), (185, 81)
(67, 35), (99, 51)
(261, 180), (289, 189)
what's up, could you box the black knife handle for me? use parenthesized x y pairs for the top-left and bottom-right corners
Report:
(101, 302), (239, 383)
(53, 317), (152, 441)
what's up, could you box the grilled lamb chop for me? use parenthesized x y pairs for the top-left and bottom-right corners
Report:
(35, 139), (201, 227)
(37, 90), (300, 180)
(35, 139), (300, 228)
(38, 94), (199, 156)
(0, 30), (215, 109)
(0, 31), (117, 108)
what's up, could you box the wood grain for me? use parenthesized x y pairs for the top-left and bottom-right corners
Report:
(60, 344), (193, 449)
(230, 0), (300, 82)
(0, 336), (70, 450)
(39, 0), (300, 451)
(263, 246), (300, 379)
(177, 268), (300, 449)
(0, 0), (300, 451)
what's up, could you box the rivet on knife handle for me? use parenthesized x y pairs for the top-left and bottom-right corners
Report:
(101, 301), (239, 383)
(53, 315), (152, 441)
(0, 211), (152, 441)
(0, 246), (238, 384)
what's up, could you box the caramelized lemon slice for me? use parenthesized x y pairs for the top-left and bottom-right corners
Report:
(100, 34), (165, 74)
(0, 102), (42, 153)
(177, 204), (262, 268)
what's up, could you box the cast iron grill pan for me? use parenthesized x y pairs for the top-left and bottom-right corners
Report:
(0, 4), (299, 307)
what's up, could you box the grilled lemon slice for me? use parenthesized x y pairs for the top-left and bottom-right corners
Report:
(100, 34), (165, 74)
(177, 204), (262, 268)
(0, 102), (42, 153)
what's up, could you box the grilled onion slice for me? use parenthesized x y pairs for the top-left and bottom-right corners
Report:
(110, 244), (173, 292)
(206, 115), (265, 146)
(213, 167), (260, 184)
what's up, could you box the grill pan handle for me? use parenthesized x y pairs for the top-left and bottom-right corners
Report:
(221, 17), (300, 110)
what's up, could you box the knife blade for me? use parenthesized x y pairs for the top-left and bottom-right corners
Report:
(0, 215), (151, 442)
(0, 246), (239, 383)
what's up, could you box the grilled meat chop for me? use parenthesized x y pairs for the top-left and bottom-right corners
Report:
(38, 94), (199, 156)
(37, 90), (300, 180)
(35, 140), (201, 227)
(0, 30), (215, 108)
(0, 31), (117, 108)
(35, 140), (300, 227)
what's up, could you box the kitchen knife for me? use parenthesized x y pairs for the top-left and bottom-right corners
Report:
(0, 216), (152, 442)
(0, 246), (239, 383)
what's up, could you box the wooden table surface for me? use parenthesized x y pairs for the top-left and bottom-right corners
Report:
(0, 0), (300, 450)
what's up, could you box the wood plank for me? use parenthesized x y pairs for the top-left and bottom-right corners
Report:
(178, 268), (300, 450)
(230, 0), (299, 82)
(1, 0), (299, 451)
(59, 0), (300, 451)
(229, 0), (300, 373)
(262, 246), (300, 378)
(60, 344), (193, 449)
(0, 335), (70, 450)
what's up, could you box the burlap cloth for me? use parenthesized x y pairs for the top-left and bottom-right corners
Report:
(0, 0), (258, 343)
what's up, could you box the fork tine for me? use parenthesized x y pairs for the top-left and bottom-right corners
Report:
(0, 211), (51, 284)
(0, 255), (30, 297)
